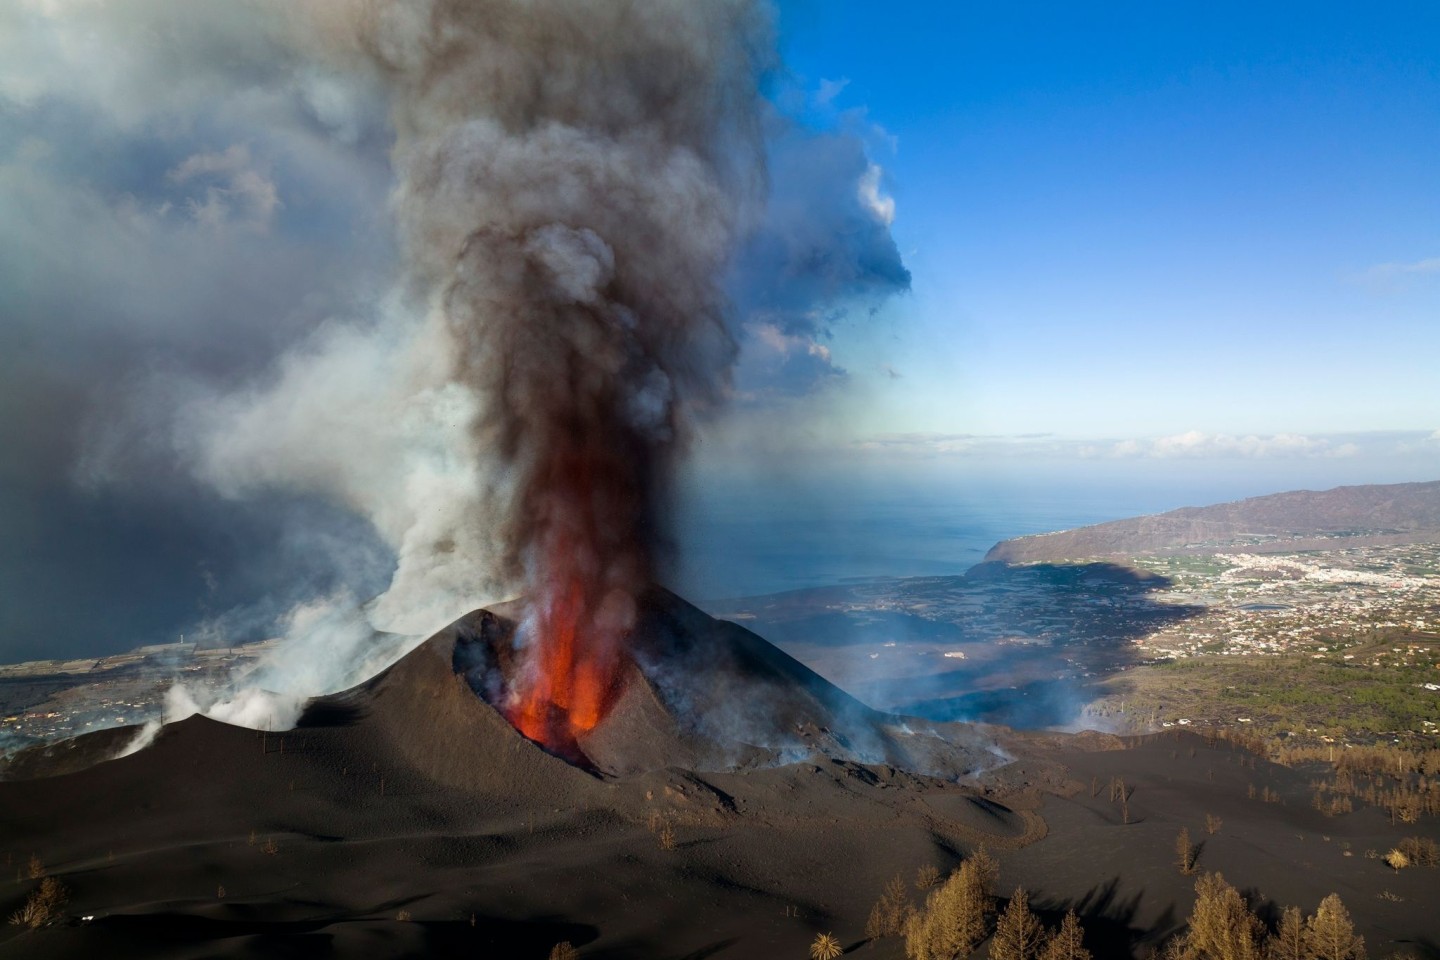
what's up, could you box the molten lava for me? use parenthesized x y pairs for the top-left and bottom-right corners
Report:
(504, 443), (639, 757)
(508, 574), (627, 754)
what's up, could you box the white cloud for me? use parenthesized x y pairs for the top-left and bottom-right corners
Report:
(1357, 256), (1440, 291)
(0, 0), (306, 127)
(814, 77), (849, 106)
(857, 162), (895, 226)
(730, 319), (849, 400)
(1109, 431), (1353, 459)
(1110, 439), (1142, 457)
(853, 432), (1067, 458)
(1365, 256), (1440, 280)
(751, 321), (831, 361)
(851, 430), (1439, 462)
(169, 145), (281, 231)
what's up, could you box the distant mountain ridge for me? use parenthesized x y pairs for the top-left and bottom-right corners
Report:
(984, 480), (1440, 564)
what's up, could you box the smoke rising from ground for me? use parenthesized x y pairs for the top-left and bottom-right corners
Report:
(1, 0), (909, 731)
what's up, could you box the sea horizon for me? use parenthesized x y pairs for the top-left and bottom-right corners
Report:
(670, 468), (1437, 601)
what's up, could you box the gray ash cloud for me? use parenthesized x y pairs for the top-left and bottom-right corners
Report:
(0, 0), (909, 692)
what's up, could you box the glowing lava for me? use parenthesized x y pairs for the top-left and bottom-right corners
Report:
(505, 445), (640, 756)
(508, 570), (627, 754)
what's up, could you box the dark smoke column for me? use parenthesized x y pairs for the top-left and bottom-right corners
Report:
(328, 0), (771, 750)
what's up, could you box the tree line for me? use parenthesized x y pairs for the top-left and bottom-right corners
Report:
(865, 851), (1369, 960)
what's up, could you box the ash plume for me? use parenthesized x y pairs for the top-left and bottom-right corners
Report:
(294, 0), (774, 746)
(2, 0), (908, 738)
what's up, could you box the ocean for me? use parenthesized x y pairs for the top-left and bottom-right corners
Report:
(669, 469), (1308, 601)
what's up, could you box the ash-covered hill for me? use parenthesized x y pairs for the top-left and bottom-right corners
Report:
(3, 587), (998, 789)
(4, 589), (1439, 958)
(0, 589), (1045, 958)
(985, 479), (1440, 564)
(426, 586), (994, 779)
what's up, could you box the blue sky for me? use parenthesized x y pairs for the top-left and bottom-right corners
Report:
(771, 1), (1440, 448)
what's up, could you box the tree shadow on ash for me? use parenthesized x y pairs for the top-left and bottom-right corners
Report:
(1032, 876), (1181, 960)
(676, 938), (741, 959)
(750, 561), (1206, 730)
(1410, 938), (1440, 960)
(87, 912), (595, 957)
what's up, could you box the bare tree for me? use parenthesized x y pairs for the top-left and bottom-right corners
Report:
(1383, 849), (1409, 872)
(867, 874), (910, 939)
(8, 877), (67, 929)
(904, 850), (996, 960)
(1303, 894), (1365, 960)
(991, 887), (1047, 960)
(1042, 911), (1091, 960)
(1265, 906), (1305, 960)
(1176, 827), (1197, 875)
(1166, 872), (1263, 960)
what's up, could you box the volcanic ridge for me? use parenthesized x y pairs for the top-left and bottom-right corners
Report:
(436, 587), (993, 779)
(986, 479), (1440, 563)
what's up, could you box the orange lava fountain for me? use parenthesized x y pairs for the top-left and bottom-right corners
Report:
(504, 445), (640, 756)
(508, 570), (623, 751)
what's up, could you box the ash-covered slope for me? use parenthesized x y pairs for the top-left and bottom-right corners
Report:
(985, 479), (1440, 563)
(365, 587), (990, 782)
(3, 588), (992, 791)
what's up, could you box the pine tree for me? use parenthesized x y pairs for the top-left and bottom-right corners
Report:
(1161, 937), (1191, 960)
(903, 852), (995, 960)
(1042, 911), (1091, 960)
(1265, 906), (1305, 960)
(966, 846), (999, 900)
(904, 907), (928, 960)
(1176, 827), (1197, 875)
(1169, 872), (1263, 960)
(867, 874), (910, 939)
(1303, 894), (1365, 960)
(991, 888), (1048, 960)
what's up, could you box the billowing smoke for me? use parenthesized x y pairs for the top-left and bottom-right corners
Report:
(246, 0), (775, 749)
(355, 1), (767, 747)
(1, 0), (908, 740)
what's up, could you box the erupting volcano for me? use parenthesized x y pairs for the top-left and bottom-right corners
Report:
(505, 517), (634, 756)
(448, 585), (990, 778)
(365, 0), (770, 757)
(507, 560), (623, 753)
(501, 431), (656, 756)
(274, 0), (909, 765)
